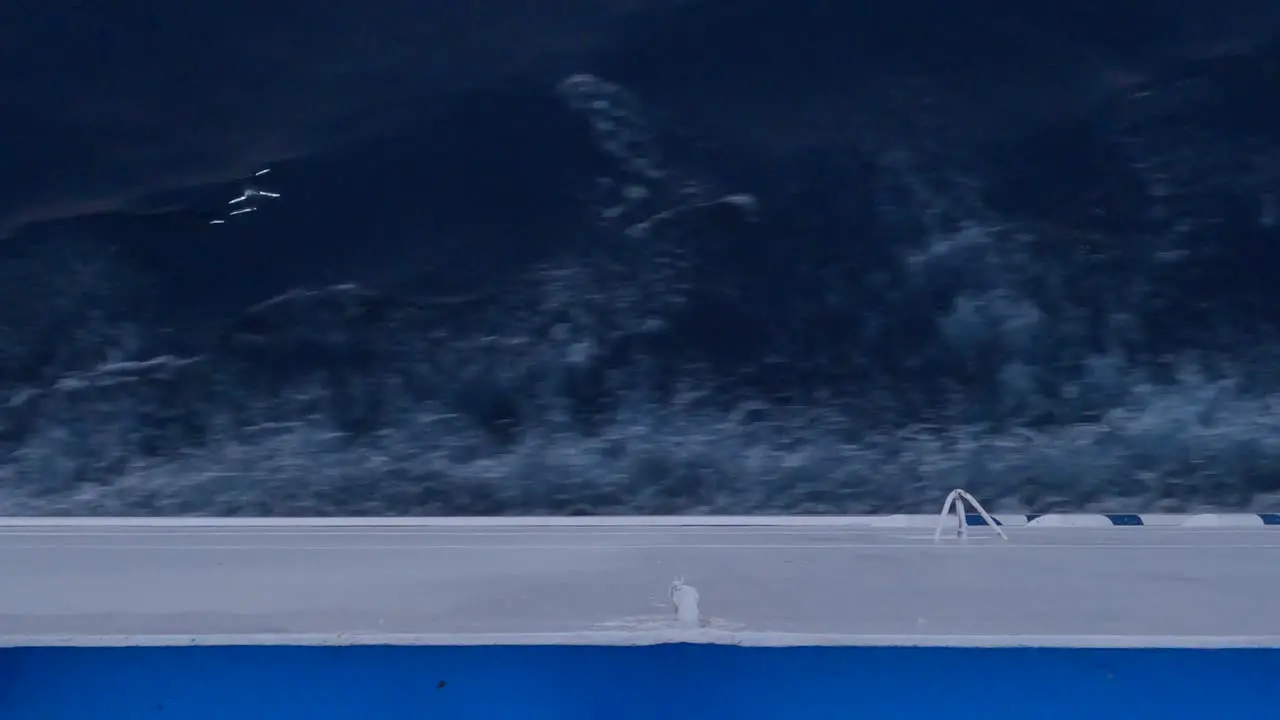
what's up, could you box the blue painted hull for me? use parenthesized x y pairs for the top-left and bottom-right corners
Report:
(2, 645), (1273, 719)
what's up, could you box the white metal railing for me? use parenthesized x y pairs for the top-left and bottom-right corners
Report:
(934, 488), (1008, 541)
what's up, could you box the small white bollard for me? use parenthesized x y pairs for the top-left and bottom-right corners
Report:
(669, 577), (701, 627)
(934, 488), (1008, 542)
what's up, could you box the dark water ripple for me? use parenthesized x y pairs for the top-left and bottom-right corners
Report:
(2, 1), (1280, 514)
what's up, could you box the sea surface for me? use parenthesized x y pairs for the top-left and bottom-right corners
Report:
(2, 1), (1280, 515)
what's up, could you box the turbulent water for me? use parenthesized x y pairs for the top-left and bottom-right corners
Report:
(3, 1), (1280, 515)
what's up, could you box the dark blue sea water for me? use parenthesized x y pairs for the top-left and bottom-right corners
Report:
(3, 1), (1280, 515)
